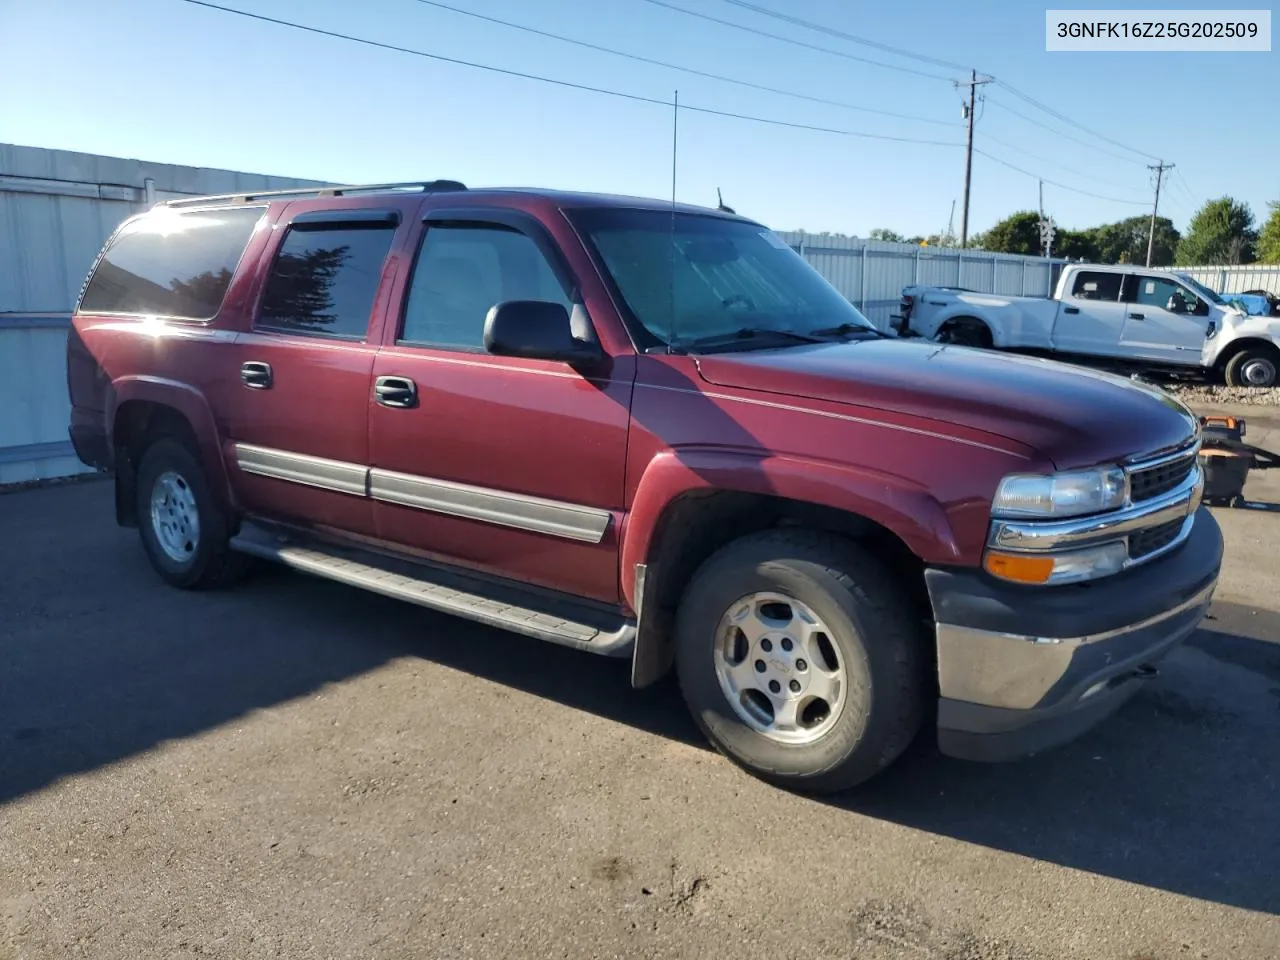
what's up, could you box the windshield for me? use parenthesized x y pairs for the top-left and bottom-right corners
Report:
(1176, 274), (1224, 305)
(567, 208), (874, 351)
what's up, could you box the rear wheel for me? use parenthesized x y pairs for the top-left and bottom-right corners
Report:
(936, 317), (992, 349)
(673, 530), (927, 793)
(135, 438), (249, 589)
(1224, 347), (1278, 388)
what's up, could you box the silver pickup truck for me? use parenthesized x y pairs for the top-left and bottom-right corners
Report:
(895, 263), (1280, 387)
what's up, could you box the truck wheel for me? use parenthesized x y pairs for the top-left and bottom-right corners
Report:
(673, 530), (926, 793)
(937, 318), (992, 349)
(1224, 347), (1278, 388)
(135, 437), (248, 590)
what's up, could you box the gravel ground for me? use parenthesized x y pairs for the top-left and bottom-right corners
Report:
(2, 480), (1279, 959)
(1162, 383), (1280, 407)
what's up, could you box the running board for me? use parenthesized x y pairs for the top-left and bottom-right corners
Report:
(230, 522), (635, 657)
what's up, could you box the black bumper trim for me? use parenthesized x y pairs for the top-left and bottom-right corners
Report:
(925, 507), (1223, 641)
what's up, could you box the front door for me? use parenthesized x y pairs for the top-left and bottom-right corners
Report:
(1051, 269), (1128, 357)
(367, 212), (633, 603)
(221, 201), (408, 535)
(1119, 274), (1208, 366)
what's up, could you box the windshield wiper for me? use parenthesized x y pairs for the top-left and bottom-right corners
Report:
(808, 322), (885, 339)
(678, 327), (828, 353)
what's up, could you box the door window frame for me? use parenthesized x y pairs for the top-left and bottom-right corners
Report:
(246, 205), (405, 343)
(389, 206), (597, 354)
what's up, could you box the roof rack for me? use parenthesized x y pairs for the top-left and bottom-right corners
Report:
(160, 179), (468, 209)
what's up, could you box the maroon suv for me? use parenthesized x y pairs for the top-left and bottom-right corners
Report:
(66, 180), (1221, 791)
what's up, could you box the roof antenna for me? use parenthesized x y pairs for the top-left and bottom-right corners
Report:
(716, 188), (735, 215)
(667, 89), (679, 355)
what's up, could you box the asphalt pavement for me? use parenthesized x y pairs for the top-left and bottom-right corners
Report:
(1, 474), (1278, 960)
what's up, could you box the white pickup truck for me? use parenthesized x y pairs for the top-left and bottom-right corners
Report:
(894, 263), (1280, 387)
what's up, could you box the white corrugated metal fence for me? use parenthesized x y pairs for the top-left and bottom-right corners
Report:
(0, 144), (324, 483)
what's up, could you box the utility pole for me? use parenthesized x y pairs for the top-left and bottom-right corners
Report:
(958, 69), (992, 248)
(1145, 160), (1174, 266)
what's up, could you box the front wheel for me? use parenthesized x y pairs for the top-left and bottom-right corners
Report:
(1224, 347), (1279, 388)
(135, 437), (249, 589)
(673, 531), (927, 793)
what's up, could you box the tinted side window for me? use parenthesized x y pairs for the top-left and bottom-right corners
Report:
(79, 207), (262, 320)
(399, 224), (570, 349)
(1070, 271), (1123, 302)
(1130, 276), (1183, 309)
(256, 224), (396, 338)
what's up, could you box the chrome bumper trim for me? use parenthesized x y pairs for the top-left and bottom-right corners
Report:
(934, 581), (1216, 711)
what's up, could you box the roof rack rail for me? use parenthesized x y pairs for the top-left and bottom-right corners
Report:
(159, 179), (468, 209)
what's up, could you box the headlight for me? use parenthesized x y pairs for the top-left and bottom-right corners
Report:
(991, 466), (1127, 519)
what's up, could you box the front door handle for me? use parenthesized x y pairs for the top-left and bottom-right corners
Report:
(1063, 306), (1080, 315)
(1130, 312), (1146, 320)
(241, 361), (272, 389)
(375, 375), (418, 409)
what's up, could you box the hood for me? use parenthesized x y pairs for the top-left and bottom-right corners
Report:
(694, 339), (1198, 470)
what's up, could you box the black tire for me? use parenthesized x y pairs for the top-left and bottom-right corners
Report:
(1224, 347), (1279, 388)
(134, 437), (249, 590)
(937, 318), (992, 349)
(673, 530), (927, 793)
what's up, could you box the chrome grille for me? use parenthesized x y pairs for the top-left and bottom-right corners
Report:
(1128, 517), (1185, 560)
(1128, 449), (1198, 503)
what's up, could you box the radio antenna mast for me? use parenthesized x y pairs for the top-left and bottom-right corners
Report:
(668, 89), (679, 354)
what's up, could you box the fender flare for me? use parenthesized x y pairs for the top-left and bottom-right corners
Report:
(108, 375), (235, 509)
(619, 447), (960, 612)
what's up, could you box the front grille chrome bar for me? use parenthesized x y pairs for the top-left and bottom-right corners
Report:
(988, 463), (1204, 556)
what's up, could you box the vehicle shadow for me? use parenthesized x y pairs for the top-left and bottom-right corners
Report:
(825, 596), (1280, 916)
(4, 484), (1277, 917)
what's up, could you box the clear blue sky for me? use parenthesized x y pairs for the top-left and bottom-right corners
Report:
(2, 0), (1274, 238)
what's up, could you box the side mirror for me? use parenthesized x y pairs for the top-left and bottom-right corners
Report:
(1166, 295), (1186, 314)
(483, 300), (602, 366)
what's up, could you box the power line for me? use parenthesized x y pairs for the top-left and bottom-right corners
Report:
(985, 99), (1146, 165)
(993, 81), (1161, 162)
(655, 0), (1163, 165)
(409, 0), (955, 126)
(973, 149), (1150, 206)
(720, 0), (972, 73)
(634, 0), (957, 81)
(177, 1), (965, 148)
(977, 132), (1141, 191)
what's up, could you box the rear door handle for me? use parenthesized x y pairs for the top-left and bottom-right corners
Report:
(375, 375), (418, 409)
(241, 361), (272, 389)
(1130, 312), (1145, 320)
(1063, 306), (1080, 315)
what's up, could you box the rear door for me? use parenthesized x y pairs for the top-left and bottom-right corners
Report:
(1050, 269), (1128, 357)
(1119, 273), (1209, 366)
(366, 207), (634, 603)
(220, 200), (409, 534)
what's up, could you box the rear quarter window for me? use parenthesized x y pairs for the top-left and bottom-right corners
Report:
(1069, 271), (1123, 302)
(78, 206), (263, 320)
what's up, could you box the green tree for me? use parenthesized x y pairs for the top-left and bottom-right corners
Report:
(1175, 197), (1257, 265)
(1054, 228), (1098, 261)
(970, 211), (1041, 254)
(1089, 215), (1179, 266)
(868, 228), (905, 242)
(1257, 201), (1280, 264)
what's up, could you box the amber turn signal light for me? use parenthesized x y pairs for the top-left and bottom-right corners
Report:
(983, 551), (1055, 584)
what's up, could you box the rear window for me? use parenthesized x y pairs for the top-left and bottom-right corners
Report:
(1070, 271), (1123, 302)
(79, 207), (263, 320)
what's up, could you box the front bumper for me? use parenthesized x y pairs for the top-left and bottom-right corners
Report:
(927, 506), (1222, 762)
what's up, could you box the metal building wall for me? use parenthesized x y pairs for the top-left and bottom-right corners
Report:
(776, 231), (1065, 329)
(0, 143), (326, 483)
(1155, 263), (1280, 296)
